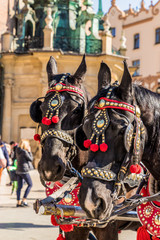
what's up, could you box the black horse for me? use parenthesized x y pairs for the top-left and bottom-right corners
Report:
(30, 57), (139, 240)
(30, 55), (89, 183)
(76, 61), (160, 234)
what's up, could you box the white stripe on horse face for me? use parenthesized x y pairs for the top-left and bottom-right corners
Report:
(84, 188), (100, 218)
(44, 171), (53, 179)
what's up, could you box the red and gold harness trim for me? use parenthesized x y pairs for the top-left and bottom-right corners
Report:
(47, 83), (84, 98)
(41, 82), (84, 126)
(95, 97), (135, 114)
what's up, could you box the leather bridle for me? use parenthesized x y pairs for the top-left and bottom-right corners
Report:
(37, 74), (85, 165)
(81, 82), (145, 199)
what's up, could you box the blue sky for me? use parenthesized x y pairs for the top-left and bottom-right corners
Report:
(93, 0), (158, 13)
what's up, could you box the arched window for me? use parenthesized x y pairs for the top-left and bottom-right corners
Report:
(25, 20), (33, 37)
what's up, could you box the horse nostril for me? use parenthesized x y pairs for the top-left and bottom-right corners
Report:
(94, 197), (107, 219)
(57, 165), (62, 175)
(44, 170), (52, 179)
(97, 197), (105, 211)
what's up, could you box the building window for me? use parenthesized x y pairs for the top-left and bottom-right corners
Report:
(25, 20), (33, 37)
(155, 28), (160, 44)
(111, 27), (116, 37)
(134, 33), (139, 49)
(132, 59), (140, 76)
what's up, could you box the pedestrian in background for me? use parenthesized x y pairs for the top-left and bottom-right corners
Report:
(16, 139), (33, 207)
(0, 137), (10, 183)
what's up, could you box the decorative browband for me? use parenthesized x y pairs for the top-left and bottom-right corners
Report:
(81, 167), (116, 181)
(41, 129), (74, 145)
(47, 83), (84, 98)
(95, 97), (135, 114)
(42, 74), (84, 126)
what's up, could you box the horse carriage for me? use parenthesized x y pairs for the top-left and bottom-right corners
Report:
(30, 55), (160, 240)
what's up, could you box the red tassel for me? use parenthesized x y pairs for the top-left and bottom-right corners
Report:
(130, 164), (142, 174)
(52, 116), (59, 123)
(42, 117), (52, 125)
(34, 134), (40, 142)
(56, 234), (66, 240)
(51, 215), (59, 226)
(137, 225), (150, 240)
(100, 143), (108, 152)
(60, 224), (74, 232)
(90, 144), (99, 152)
(83, 139), (92, 148)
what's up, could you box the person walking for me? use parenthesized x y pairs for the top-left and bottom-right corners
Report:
(0, 137), (10, 183)
(16, 139), (33, 207)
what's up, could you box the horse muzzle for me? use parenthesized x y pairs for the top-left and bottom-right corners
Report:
(38, 156), (66, 182)
(79, 178), (113, 220)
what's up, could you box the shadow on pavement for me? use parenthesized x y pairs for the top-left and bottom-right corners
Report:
(0, 223), (53, 230)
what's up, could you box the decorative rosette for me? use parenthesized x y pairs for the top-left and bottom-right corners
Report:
(83, 108), (110, 152)
(42, 92), (62, 125)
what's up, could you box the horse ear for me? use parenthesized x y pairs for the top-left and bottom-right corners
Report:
(118, 60), (133, 101)
(75, 125), (88, 151)
(30, 100), (42, 123)
(98, 62), (111, 91)
(46, 56), (58, 85)
(73, 54), (87, 82)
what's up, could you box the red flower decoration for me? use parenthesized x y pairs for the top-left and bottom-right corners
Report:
(52, 116), (59, 123)
(42, 117), (52, 125)
(130, 164), (137, 173)
(100, 143), (108, 152)
(90, 144), (99, 152)
(60, 224), (74, 232)
(34, 134), (40, 142)
(83, 139), (92, 148)
(130, 164), (142, 174)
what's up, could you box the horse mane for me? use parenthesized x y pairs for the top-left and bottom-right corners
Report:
(134, 84), (160, 175)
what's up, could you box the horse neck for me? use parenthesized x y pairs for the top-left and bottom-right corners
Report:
(134, 85), (160, 179)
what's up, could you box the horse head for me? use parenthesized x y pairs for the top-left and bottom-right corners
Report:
(76, 61), (146, 220)
(30, 55), (88, 183)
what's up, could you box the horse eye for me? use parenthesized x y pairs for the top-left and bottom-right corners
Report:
(119, 126), (127, 134)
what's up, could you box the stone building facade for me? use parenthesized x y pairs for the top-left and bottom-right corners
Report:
(107, 0), (160, 92)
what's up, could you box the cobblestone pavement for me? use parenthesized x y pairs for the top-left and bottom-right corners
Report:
(0, 169), (136, 240)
